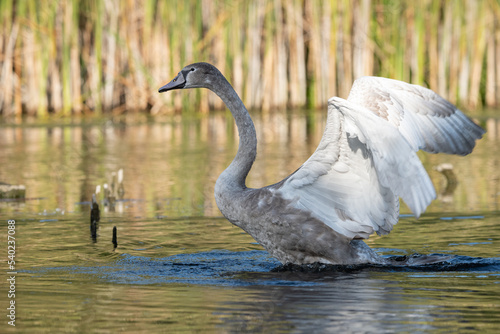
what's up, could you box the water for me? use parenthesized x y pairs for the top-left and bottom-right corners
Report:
(1, 110), (499, 333)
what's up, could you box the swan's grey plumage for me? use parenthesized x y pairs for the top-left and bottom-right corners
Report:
(159, 62), (484, 265)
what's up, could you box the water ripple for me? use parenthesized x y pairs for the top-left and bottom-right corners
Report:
(23, 250), (500, 287)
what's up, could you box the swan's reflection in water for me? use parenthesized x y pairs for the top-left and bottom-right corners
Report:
(218, 263), (496, 333)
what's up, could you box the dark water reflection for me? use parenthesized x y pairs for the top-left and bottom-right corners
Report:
(1, 110), (500, 332)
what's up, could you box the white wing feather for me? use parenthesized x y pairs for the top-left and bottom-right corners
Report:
(347, 76), (485, 154)
(277, 76), (484, 240)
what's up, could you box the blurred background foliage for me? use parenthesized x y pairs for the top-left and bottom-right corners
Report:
(1, 0), (499, 118)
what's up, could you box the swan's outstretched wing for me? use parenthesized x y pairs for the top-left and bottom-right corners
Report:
(277, 77), (484, 240)
(347, 76), (485, 154)
(277, 99), (428, 239)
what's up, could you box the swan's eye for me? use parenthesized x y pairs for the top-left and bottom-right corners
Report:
(190, 68), (195, 72)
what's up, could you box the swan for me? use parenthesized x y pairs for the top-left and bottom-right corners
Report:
(158, 62), (484, 265)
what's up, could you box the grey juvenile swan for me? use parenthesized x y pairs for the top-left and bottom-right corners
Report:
(159, 62), (484, 265)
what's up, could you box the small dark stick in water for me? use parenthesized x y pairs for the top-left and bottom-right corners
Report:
(112, 226), (118, 249)
(90, 193), (100, 224)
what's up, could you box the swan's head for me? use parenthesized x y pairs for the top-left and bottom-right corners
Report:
(158, 62), (220, 93)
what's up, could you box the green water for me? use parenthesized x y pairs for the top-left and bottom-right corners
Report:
(0, 110), (499, 333)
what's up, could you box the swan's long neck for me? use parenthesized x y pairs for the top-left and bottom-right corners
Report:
(211, 75), (257, 190)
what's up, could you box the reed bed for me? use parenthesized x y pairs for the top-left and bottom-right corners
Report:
(1, 0), (499, 117)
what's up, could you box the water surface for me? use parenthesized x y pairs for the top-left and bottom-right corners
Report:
(1, 110), (499, 332)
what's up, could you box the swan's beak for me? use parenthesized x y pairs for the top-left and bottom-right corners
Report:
(158, 72), (186, 93)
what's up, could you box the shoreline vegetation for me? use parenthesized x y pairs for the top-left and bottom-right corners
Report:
(1, 0), (499, 118)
